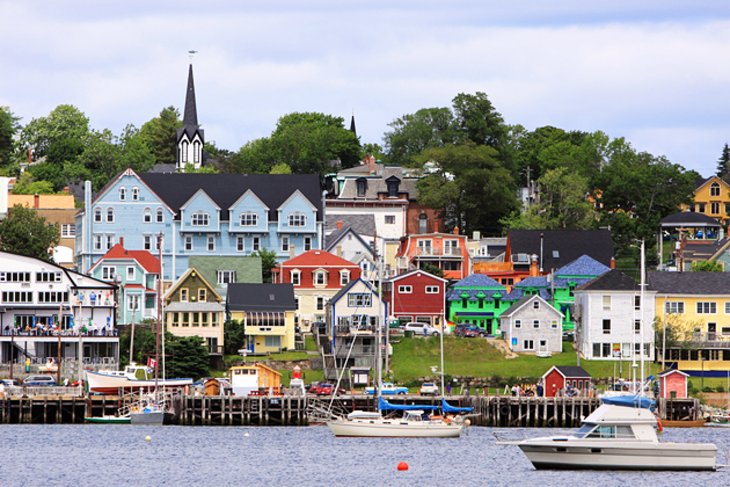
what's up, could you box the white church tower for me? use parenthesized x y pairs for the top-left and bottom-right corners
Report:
(176, 64), (205, 171)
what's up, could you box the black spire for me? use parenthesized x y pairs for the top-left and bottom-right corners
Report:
(183, 64), (198, 128)
(349, 114), (357, 138)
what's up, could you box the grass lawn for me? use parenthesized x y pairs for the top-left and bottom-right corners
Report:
(390, 336), (661, 385)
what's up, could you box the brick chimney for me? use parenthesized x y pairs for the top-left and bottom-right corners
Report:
(453, 226), (459, 235)
(529, 254), (539, 277)
(119, 237), (124, 248)
(33, 193), (39, 208)
(336, 219), (343, 230)
(610, 256), (616, 269)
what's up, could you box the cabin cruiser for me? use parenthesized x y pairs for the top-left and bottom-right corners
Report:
(504, 397), (717, 471)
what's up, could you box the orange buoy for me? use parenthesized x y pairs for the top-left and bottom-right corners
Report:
(397, 462), (409, 471)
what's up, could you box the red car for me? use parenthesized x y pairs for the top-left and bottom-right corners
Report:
(310, 382), (344, 396)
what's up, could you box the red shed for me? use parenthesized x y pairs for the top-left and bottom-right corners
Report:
(542, 365), (592, 397)
(658, 369), (689, 399)
(384, 269), (448, 329)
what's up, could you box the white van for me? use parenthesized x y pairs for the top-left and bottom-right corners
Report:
(402, 322), (439, 336)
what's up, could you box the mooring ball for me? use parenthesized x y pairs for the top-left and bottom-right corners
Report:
(244, 432), (250, 437)
(397, 461), (409, 471)
(145, 435), (152, 443)
(464, 419), (471, 427)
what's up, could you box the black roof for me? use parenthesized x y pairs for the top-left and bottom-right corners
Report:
(647, 271), (730, 295)
(508, 230), (613, 270)
(139, 173), (323, 221)
(577, 269), (639, 291)
(553, 366), (591, 378)
(660, 211), (721, 227)
(226, 283), (296, 311)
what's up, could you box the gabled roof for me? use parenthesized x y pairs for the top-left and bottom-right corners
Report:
(544, 365), (591, 379)
(453, 274), (503, 288)
(500, 295), (563, 318)
(647, 271), (730, 295)
(577, 269), (639, 292)
(89, 243), (160, 274)
(329, 277), (379, 305)
(388, 269), (449, 284)
(658, 369), (689, 378)
(280, 250), (359, 268)
(660, 211), (721, 227)
(226, 283), (296, 311)
(508, 230), (613, 270)
(694, 175), (730, 191)
(556, 255), (610, 277)
(164, 267), (221, 302)
(325, 225), (375, 257)
(325, 214), (376, 236)
(139, 173), (323, 221)
(515, 276), (548, 288)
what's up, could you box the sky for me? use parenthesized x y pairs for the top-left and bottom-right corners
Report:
(2, 1), (730, 176)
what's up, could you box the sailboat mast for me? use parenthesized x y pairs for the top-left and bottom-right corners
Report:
(639, 239), (645, 395)
(155, 233), (162, 391)
(376, 257), (383, 400)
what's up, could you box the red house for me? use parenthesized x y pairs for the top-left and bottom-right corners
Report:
(384, 269), (448, 328)
(658, 369), (689, 399)
(542, 366), (592, 397)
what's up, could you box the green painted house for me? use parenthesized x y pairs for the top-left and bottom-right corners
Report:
(188, 256), (262, 298)
(447, 274), (521, 335)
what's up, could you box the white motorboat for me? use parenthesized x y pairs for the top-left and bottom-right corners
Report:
(86, 363), (193, 394)
(504, 400), (717, 471)
(328, 409), (463, 438)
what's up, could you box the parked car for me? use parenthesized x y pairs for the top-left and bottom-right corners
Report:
(402, 322), (439, 336)
(309, 382), (345, 396)
(419, 382), (439, 396)
(365, 382), (409, 395)
(0, 378), (21, 387)
(23, 375), (57, 386)
(453, 324), (485, 338)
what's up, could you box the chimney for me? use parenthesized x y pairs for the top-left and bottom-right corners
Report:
(610, 256), (616, 269)
(453, 226), (459, 235)
(33, 193), (40, 208)
(367, 154), (376, 174)
(529, 254), (539, 277)
(289, 244), (295, 258)
(28, 148), (32, 164)
(337, 219), (343, 230)
(336, 245), (342, 257)
(119, 237), (124, 248)
(472, 231), (481, 241)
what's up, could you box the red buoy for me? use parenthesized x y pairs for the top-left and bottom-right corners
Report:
(397, 462), (409, 471)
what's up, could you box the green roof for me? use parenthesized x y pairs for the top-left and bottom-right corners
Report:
(188, 256), (262, 297)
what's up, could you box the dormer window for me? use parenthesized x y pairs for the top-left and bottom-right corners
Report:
(191, 211), (209, 226)
(240, 212), (258, 226)
(119, 187), (126, 201)
(356, 177), (367, 197)
(386, 176), (400, 198)
(289, 213), (306, 227)
(291, 270), (301, 286)
(340, 270), (350, 286)
(132, 187), (139, 201)
(314, 270), (327, 285)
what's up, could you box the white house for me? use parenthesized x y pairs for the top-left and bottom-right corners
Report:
(500, 295), (563, 354)
(574, 269), (656, 361)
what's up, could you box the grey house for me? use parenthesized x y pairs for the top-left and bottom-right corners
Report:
(501, 295), (564, 354)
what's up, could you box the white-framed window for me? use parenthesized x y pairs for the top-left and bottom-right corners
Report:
(94, 235), (102, 250)
(240, 212), (258, 226)
(192, 212), (209, 226)
(711, 182), (721, 196)
(144, 208), (152, 223)
(340, 270), (350, 286)
(198, 288), (207, 302)
(602, 296), (611, 310)
(144, 235), (152, 250)
(94, 208), (102, 222)
(533, 300), (540, 309)
(61, 224), (75, 238)
(634, 319), (641, 334)
(119, 187), (126, 201)
(347, 293), (372, 307)
(181, 141), (188, 162)
(665, 301), (684, 314)
(314, 270), (326, 285)
(156, 208), (164, 223)
(252, 237), (261, 252)
(105, 235), (114, 250)
(180, 288), (188, 302)
(726, 302), (730, 314)
(106, 208), (115, 223)
(602, 319), (611, 334)
(316, 296), (325, 311)
(281, 236), (290, 253)
(515, 320), (521, 328)
(236, 236), (245, 252)
(551, 320), (558, 329)
(425, 286), (439, 294)
(132, 187), (139, 201)
(127, 266), (135, 280)
(289, 213), (306, 227)
(532, 320), (540, 329)
(207, 236), (216, 252)
(217, 270), (236, 285)
(697, 302), (717, 314)
(304, 236), (312, 251)
(127, 295), (140, 311)
(523, 340), (534, 350)
(711, 202), (721, 215)
(634, 295), (641, 310)
(385, 215), (395, 224)
(291, 270), (301, 286)
(101, 266), (116, 280)
(184, 236), (193, 251)
(398, 285), (412, 294)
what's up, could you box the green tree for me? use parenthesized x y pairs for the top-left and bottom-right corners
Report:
(19, 104), (90, 164)
(77, 129), (120, 190)
(183, 163), (218, 174)
(716, 143), (730, 180)
(0, 205), (59, 261)
(0, 106), (20, 167)
(255, 249), (278, 283)
(119, 324), (157, 366)
(269, 162), (292, 174)
(451, 92), (507, 149)
(224, 320), (246, 355)
(118, 124), (156, 174)
(384, 107), (457, 165)
(10, 172), (56, 194)
(419, 263), (444, 278)
(164, 335), (210, 379)
(138, 106), (182, 166)
(691, 261), (724, 272)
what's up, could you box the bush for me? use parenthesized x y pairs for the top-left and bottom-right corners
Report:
(717, 385), (725, 393)
(702, 386), (714, 393)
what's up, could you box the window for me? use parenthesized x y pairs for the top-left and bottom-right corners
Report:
(181, 141), (188, 162)
(0, 272), (30, 282)
(132, 187), (139, 200)
(340, 271), (350, 286)
(665, 301), (684, 314)
(127, 295), (140, 311)
(316, 297), (325, 311)
(602, 296), (611, 310)
(602, 319), (611, 334)
(314, 270), (326, 285)
(281, 236), (290, 252)
(106, 208), (114, 223)
(711, 202), (720, 215)
(551, 320), (558, 329)
(723, 327), (730, 336)
(144, 235), (152, 250)
(425, 286), (439, 294)
(387, 178), (399, 197)
(106, 235), (114, 250)
(252, 237), (260, 252)
(356, 178), (367, 197)
(264, 336), (281, 348)
(634, 295), (641, 310)
(634, 319), (641, 334)
(193, 141), (201, 163)
(144, 208), (152, 223)
(127, 266), (135, 280)
(711, 182), (721, 196)
(198, 289), (207, 302)
(184, 236), (193, 251)
(287, 269), (301, 287)
(697, 302), (717, 314)
(101, 266), (116, 280)
(240, 212), (258, 226)
(207, 236), (215, 252)
(384, 215), (395, 224)
(515, 320), (521, 328)
(191, 212), (209, 226)
(217, 270), (236, 285)
(533, 320), (540, 329)
(156, 209), (164, 223)
(726, 302), (730, 314)
(236, 236), (245, 252)
(399, 285), (412, 294)
(288, 213), (306, 227)
(533, 300), (540, 309)
(61, 224), (75, 237)
(94, 208), (102, 222)
(348, 293), (372, 307)
(304, 236), (312, 251)
(119, 187), (126, 200)
(2, 291), (32, 303)
(697, 203), (706, 213)
(180, 288), (188, 302)
(523, 340), (534, 350)
(94, 235), (102, 250)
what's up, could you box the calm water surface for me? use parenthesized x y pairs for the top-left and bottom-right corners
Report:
(3, 424), (730, 486)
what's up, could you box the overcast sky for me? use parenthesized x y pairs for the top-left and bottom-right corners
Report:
(2, 1), (729, 176)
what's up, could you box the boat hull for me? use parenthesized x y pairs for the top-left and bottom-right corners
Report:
(130, 411), (169, 425)
(662, 419), (707, 428)
(86, 371), (192, 394)
(518, 442), (717, 471)
(84, 415), (131, 424)
(327, 419), (463, 438)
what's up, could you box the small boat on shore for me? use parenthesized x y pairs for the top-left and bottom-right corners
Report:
(661, 418), (707, 428)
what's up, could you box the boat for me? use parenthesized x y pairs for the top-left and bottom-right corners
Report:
(661, 418), (707, 428)
(84, 414), (131, 424)
(86, 363), (193, 394)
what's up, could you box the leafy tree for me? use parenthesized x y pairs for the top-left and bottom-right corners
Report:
(255, 249), (278, 283)
(384, 107), (457, 165)
(24, 162), (66, 191)
(119, 323), (157, 366)
(19, 104), (90, 164)
(691, 261), (724, 272)
(716, 143), (730, 180)
(0, 204), (59, 260)
(224, 320), (246, 355)
(138, 106), (181, 166)
(419, 262), (444, 278)
(10, 172), (56, 194)
(269, 162), (292, 174)
(118, 124), (156, 174)
(0, 106), (20, 167)
(183, 163), (218, 174)
(77, 129), (120, 190)
(164, 335), (210, 379)
(230, 138), (276, 173)
(452, 92), (507, 149)
(361, 142), (385, 161)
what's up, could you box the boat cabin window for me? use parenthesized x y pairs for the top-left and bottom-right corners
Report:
(584, 425), (635, 439)
(575, 423), (596, 438)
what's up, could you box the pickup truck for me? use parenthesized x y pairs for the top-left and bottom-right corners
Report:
(364, 382), (409, 395)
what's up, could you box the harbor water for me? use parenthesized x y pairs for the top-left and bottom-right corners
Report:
(4, 425), (730, 486)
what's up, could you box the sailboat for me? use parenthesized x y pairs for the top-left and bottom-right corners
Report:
(327, 261), (470, 438)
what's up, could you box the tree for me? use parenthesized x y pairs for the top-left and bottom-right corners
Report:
(164, 335), (210, 379)
(716, 143), (730, 180)
(224, 320), (246, 355)
(10, 172), (56, 194)
(384, 107), (457, 165)
(0, 205), (59, 261)
(118, 124), (156, 175)
(451, 92), (507, 149)
(255, 249), (278, 283)
(0, 106), (20, 167)
(691, 261), (724, 272)
(138, 106), (182, 166)
(18, 104), (90, 164)
(77, 129), (120, 190)
(269, 162), (292, 174)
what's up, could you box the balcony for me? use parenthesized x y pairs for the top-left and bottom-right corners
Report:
(334, 323), (379, 336)
(413, 247), (462, 257)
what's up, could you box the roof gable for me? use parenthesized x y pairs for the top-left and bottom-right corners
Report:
(281, 250), (359, 268)
(165, 267), (221, 302)
(180, 188), (220, 211)
(228, 188), (270, 211)
(555, 254), (610, 278)
(325, 226), (375, 257)
(89, 243), (160, 274)
(388, 269), (448, 284)
(501, 295), (563, 318)
(508, 229), (613, 270)
(277, 189), (317, 212)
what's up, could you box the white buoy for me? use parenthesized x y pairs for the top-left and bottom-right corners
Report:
(244, 432), (250, 437)
(145, 435), (152, 443)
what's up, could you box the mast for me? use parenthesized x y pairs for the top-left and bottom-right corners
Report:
(639, 239), (645, 395)
(155, 233), (162, 392)
(439, 305), (446, 400)
(376, 257), (383, 401)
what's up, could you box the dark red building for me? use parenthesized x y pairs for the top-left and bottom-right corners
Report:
(384, 269), (448, 328)
(542, 365), (592, 397)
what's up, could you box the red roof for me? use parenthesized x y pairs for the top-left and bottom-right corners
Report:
(279, 250), (359, 268)
(91, 243), (161, 274)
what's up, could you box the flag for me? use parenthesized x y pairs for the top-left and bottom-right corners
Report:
(147, 358), (157, 369)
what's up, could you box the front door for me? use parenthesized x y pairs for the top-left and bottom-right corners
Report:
(708, 323), (717, 341)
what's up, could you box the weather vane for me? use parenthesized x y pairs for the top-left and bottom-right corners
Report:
(188, 50), (198, 60)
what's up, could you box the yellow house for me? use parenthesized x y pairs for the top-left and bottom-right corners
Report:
(686, 176), (730, 227)
(226, 283), (296, 354)
(650, 271), (730, 373)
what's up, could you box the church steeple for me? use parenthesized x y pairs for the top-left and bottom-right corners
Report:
(176, 63), (205, 172)
(349, 114), (357, 138)
(183, 64), (198, 128)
